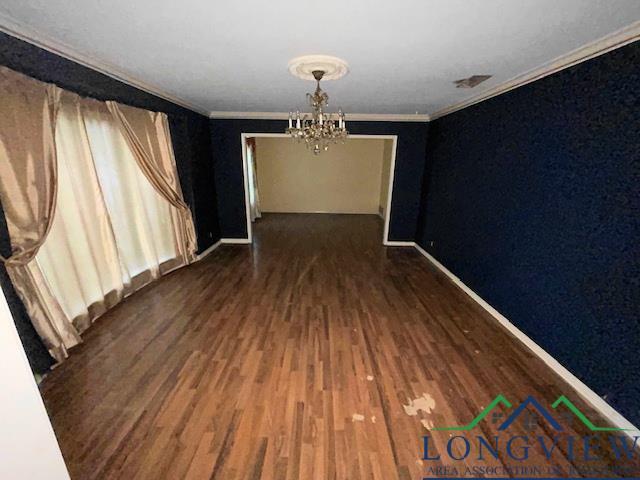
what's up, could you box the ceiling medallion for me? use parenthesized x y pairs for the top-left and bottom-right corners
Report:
(286, 55), (349, 155)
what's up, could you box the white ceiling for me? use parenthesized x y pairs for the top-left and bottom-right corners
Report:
(1, 0), (639, 117)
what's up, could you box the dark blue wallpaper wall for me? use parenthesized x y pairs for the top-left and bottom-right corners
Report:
(416, 41), (640, 425)
(210, 119), (429, 240)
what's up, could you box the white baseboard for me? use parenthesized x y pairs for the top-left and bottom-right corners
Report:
(196, 240), (222, 261)
(195, 238), (250, 260)
(221, 238), (251, 244)
(412, 241), (638, 435)
(384, 240), (415, 247)
(261, 210), (382, 215)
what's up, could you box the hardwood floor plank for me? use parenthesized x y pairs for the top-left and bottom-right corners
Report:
(40, 213), (639, 479)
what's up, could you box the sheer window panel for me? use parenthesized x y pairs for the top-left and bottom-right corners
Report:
(36, 96), (125, 328)
(82, 104), (178, 280)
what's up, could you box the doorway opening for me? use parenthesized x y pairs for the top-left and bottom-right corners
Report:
(240, 133), (398, 244)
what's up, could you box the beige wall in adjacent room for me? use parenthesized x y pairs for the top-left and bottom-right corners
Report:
(379, 139), (394, 218)
(254, 137), (387, 214)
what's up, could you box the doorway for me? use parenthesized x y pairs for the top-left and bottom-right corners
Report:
(240, 133), (398, 244)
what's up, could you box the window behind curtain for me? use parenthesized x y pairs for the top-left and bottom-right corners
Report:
(35, 98), (178, 326)
(83, 107), (177, 275)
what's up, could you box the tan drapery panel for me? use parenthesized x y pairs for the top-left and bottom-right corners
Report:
(0, 66), (59, 265)
(0, 66), (80, 361)
(246, 138), (261, 222)
(106, 102), (197, 263)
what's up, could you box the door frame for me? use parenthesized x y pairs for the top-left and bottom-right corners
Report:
(240, 132), (399, 245)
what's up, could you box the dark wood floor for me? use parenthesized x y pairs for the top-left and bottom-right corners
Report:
(41, 214), (638, 479)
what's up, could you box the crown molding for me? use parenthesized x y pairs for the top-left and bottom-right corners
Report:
(209, 111), (430, 122)
(430, 20), (640, 120)
(0, 12), (210, 116)
(0, 13), (427, 123)
(2, 9), (637, 123)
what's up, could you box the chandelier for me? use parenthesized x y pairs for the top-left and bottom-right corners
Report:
(286, 69), (348, 154)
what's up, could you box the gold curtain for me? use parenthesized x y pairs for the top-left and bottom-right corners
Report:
(0, 66), (81, 361)
(106, 102), (197, 263)
(0, 66), (197, 363)
(33, 94), (185, 356)
(246, 137), (262, 222)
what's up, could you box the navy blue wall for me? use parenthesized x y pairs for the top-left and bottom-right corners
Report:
(0, 32), (221, 373)
(210, 119), (429, 240)
(417, 41), (640, 424)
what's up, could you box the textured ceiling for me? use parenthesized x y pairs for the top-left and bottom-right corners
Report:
(1, 0), (639, 116)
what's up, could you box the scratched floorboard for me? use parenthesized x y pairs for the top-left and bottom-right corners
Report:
(40, 214), (639, 479)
